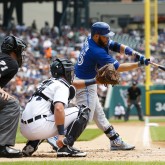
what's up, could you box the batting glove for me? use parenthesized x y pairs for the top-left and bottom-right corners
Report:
(138, 56), (150, 66)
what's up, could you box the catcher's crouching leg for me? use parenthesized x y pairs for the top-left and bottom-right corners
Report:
(63, 104), (90, 146)
(57, 104), (90, 157)
(22, 140), (44, 157)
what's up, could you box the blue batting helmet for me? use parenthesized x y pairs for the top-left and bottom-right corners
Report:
(91, 22), (115, 37)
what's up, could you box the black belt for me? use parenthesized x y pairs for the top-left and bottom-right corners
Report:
(21, 115), (47, 124)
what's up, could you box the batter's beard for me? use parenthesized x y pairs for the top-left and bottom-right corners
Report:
(98, 37), (107, 47)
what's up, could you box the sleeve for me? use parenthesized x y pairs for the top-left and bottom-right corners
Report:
(93, 48), (120, 70)
(53, 83), (69, 106)
(0, 58), (18, 77)
(109, 40), (135, 56)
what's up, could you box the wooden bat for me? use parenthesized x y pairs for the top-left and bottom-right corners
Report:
(149, 61), (165, 71)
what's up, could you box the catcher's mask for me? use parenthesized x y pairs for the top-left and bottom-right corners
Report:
(50, 58), (74, 84)
(1, 35), (27, 67)
(91, 22), (115, 38)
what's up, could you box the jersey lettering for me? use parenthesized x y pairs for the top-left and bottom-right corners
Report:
(0, 60), (8, 71)
(78, 38), (89, 65)
(1, 66), (8, 71)
(28, 79), (54, 103)
(37, 79), (54, 93)
(0, 60), (6, 65)
(36, 96), (42, 101)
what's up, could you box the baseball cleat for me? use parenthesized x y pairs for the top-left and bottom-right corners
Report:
(0, 146), (23, 158)
(57, 146), (87, 157)
(47, 136), (59, 152)
(110, 140), (135, 151)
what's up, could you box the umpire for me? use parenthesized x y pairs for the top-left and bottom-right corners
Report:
(125, 81), (144, 121)
(0, 35), (27, 158)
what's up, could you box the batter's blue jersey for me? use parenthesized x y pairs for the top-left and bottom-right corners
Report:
(75, 36), (120, 79)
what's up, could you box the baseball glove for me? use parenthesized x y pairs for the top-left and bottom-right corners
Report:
(96, 64), (120, 86)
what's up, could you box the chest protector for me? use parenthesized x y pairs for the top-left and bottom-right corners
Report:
(30, 78), (76, 113)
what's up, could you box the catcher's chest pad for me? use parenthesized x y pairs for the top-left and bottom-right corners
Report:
(69, 85), (76, 101)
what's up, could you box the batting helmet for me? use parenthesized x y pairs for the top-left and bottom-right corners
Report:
(50, 58), (74, 84)
(1, 35), (27, 67)
(91, 22), (115, 37)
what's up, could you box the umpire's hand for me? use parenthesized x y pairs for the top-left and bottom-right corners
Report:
(0, 88), (14, 100)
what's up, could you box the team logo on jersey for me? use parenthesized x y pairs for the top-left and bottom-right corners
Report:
(77, 53), (84, 65)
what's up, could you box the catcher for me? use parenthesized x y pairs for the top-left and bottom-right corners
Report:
(21, 61), (118, 157)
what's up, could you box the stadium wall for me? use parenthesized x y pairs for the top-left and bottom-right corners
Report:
(104, 85), (165, 119)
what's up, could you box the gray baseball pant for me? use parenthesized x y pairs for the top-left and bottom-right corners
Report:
(76, 83), (110, 131)
(0, 97), (20, 146)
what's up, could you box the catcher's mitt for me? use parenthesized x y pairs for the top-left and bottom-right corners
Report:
(96, 64), (120, 86)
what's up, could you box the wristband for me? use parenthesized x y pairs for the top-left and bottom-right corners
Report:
(125, 46), (133, 56)
(57, 125), (64, 135)
(133, 51), (143, 60)
(138, 61), (144, 67)
(85, 79), (96, 86)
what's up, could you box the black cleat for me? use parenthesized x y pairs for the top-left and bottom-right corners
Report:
(57, 146), (87, 157)
(0, 146), (23, 158)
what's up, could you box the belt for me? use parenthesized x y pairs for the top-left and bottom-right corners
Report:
(21, 115), (47, 124)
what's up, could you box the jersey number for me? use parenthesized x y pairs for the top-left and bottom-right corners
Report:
(0, 60), (8, 71)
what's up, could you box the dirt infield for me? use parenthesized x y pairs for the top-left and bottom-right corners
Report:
(0, 122), (165, 162)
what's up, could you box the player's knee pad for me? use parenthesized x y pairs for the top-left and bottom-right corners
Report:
(64, 104), (90, 146)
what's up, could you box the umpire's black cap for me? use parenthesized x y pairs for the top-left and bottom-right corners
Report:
(132, 81), (138, 86)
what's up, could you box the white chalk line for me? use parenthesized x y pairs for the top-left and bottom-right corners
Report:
(143, 116), (150, 148)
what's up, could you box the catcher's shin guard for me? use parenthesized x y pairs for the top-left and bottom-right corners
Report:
(22, 140), (44, 157)
(64, 104), (90, 146)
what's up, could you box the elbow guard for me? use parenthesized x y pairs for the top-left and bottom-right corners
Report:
(109, 41), (121, 52)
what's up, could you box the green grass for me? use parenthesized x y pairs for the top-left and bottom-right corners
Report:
(150, 126), (165, 141)
(77, 129), (103, 141)
(149, 118), (165, 123)
(109, 117), (165, 123)
(1, 161), (165, 165)
(16, 117), (165, 143)
(16, 125), (27, 143)
(16, 127), (103, 143)
(109, 118), (144, 123)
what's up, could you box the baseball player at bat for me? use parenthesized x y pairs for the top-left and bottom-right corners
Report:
(0, 35), (27, 158)
(45, 22), (150, 152)
(74, 22), (150, 151)
(21, 58), (99, 157)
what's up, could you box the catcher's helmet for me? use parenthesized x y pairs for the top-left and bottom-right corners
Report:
(91, 22), (115, 37)
(50, 58), (74, 84)
(1, 35), (27, 67)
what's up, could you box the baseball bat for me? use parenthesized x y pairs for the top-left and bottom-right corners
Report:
(149, 61), (165, 71)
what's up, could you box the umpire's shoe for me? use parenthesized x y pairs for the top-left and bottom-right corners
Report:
(57, 146), (87, 157)
(110, 140), (135, 151)
(0, 146), (22, 158)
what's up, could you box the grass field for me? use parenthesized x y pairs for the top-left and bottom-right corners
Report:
(16, 118), (165, 143)
(2, 117), (164, 164)
(150, 126), (165, 141)
(16, 128), (103, 143)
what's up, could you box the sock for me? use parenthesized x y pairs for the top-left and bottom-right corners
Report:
(104, 126), (122, 144)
